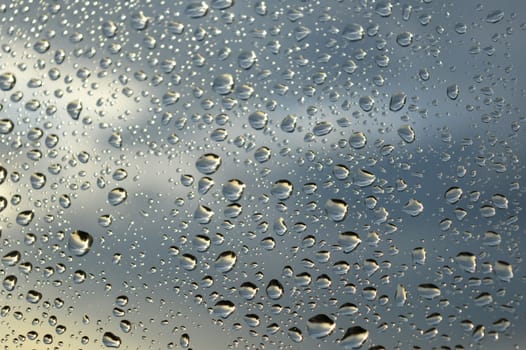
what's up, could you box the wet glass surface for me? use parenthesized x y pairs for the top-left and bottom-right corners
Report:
(0, 0), (525, 349)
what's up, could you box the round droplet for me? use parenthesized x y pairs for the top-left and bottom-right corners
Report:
(445, 187), (463, 204)
(281, 114), (297, 133)
(0, 72), (16, 91)
(30, 172), (46, 190)
(254, 146), (272, 163)
(306, 314), (335, 339)
(2, 275), (17, 292)
(68, 230), (93, 257)
(266, 279), (284, 300)
(396, 32), (413, 47)
(325, 199), (349, 222)
(239, 282), (258, 300)
(213, 300), (236, 318)
(271, 180), (293, 200)
(455, 252), (476, 273)
(26, 290), (43, 303)
(16, 210), (34, 226)
(222, 179), (245, 201)
(214, 251), (237, 273)
(349, 131), (367, 149)
(102, 20), (118, 38)
(0, 119), (14, 134)
(196, 153), (222, 175)
(358, 96), (375, 112)
(288, 327), (304, 343)
(248, 111), (268, 130)
(108, 188), (127, 206)
(238, 51), (257, 69)
(212, 74), (234, 95)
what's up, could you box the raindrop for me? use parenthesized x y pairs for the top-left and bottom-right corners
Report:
(343, 23), (365, 41)
(102, 332), (121, 348)
(68, 230), (94, 257)
(214, 251), (237, 273)
(16, 210), (34, 226)
(0, 119), (14, 134)
(266, 279), (284, 300)
(0, 72), (16, 91)
(196, 153), (222, 175)
(389, 92), (407, 111)
(341, 326), (369, 349)
(108, 188), (127, 206)
(325, 199), (349, 222)
(397, 125), (416, 143)
(213, 300), (236, 318)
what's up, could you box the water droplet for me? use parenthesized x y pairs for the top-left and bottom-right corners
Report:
(68, 230), (93, 257)
(0, 72), (16, 91)
(222, 179), (245, 201)
(325, 199), (349, 222)
(358, 96), (375, 112)
(0, 119), (14, 134)
(30, 172), (46, 190)
(354, 169), (376, 187)
(212, 74), (234, 95)
(194, 204), (214, 224)
(2, 250), (21, 266)
(456, 252), (477, 273)
(418, 283), (441, 299)
(397, 124), (416, 143)
(403, 198), (424, 216)
(102, 332), (121, 348)
(343, 23), (365, 41)
(349, 131), (367, 149)
(445, 187), (463, 204)
(313, 121), (333, 136)
(67, 100), (82, 120)
(396, 32), (414, 47)
(248, 111), (268, 130)
(108, 188), (127, 206)
(494, 261), (513, 282)
(341, 326), (369, 349)
(389, 92), (407, 111)
(196, 153), (222, 174)
(185, 1), (209, 18)
(447, 84), (460, 100)
(26, 290), (43, 303)
(16, 210), (34, 226)
(214, 251), (237, 273)
(486, 10), (504, 23)
(266, 279), (284, 300)
(213, 300), (236, 318)
(271, 179), (293, 200)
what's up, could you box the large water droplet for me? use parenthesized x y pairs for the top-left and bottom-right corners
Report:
(68, 230), (94, 257)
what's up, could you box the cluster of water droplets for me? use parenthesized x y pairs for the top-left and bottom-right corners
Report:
(0, 0), (524, 349)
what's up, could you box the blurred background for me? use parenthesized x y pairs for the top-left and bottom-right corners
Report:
(0, 0), (524, 349)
